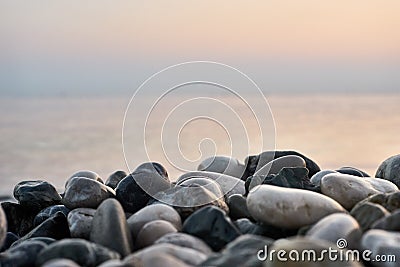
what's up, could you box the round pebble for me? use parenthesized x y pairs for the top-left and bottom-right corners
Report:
(135, 220), (178, 249)
(247, 184), (346, 229)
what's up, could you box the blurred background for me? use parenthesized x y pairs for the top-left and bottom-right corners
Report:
(0, 1), (399, 193)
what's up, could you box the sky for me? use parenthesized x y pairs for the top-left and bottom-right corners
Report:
(0, 1), (399, 96)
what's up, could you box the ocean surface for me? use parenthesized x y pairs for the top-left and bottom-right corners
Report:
(1, 93), (399, 196)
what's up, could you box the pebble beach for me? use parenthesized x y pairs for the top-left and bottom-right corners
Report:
(1, 151), (400, 266)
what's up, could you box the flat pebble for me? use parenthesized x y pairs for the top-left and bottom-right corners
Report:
(135, 220), (177, 249)
(67, 208), (96, 239)
(90, 198), (133, 257)
(247, 184), (346, 229)
(63, 177), (114, 209)
(321, 173), (398, 210)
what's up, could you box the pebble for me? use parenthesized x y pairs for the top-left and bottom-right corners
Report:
(127, 203), (182, 241)
(376, 154), (400, 187)
(253, 155), (306, 176)
(371, 209), (400, 231)
(247, 184), (346, 229)
(62, 177), (114, 209)
(197, 156), (246, 178)
(267, 237), (364, 267)
(306, 213), (362, 248)
(65, 170), (104, 187)
(134, 253), (191, 267)
(14, 211), (70, 246)
(361, 229), (400, 267)
(13, 180), (62, 211)
(182, 205), (241, 251)
(0, 239), (48, 267)
(36, 238), (121, 267)
(134, 162), (169, 181)
(154, 232), (213, 255)
(350, 202), (390, 231)
(246, 167), (319, 194)
(321, 173), (398, 210)
(177, 177), (224, 198)
(336, 166), (370, 177)
(202, 234), (273, 267)
(151, 185), (228, 219)
(0, 206), (6, 248)
(1, 202), (37, 236)
(227, 194), (252, 220)
(128, 243), (207, 266)
(135, 220), (178, 249)
(90, 198), (133, 257)
(105, 170), (127, 189)
(310, 170), (337, 185)
(243, 150), (321, 180)
(34, 205), (70, 227)
(67, 208), (96, 239)
(178, 171), (245, 198)
(115, 168), (171, 213)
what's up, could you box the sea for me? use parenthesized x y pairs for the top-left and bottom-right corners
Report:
(1, 92), (399, 196)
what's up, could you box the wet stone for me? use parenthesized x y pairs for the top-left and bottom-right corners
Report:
(33, 205), (70, 227)
(13, 180), (62, 211)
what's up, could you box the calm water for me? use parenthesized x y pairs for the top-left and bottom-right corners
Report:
(1, 93), (399, 195)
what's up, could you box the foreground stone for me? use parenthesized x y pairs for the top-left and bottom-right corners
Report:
(306, 213), (362, 248)
(90, 198), (133, 257)
(247, 185), (346, 229)
(36, 239), (120, 267)
(361, 229), (400, 267)
(135, 220), (178, 249)
(154, 232), (213, 255)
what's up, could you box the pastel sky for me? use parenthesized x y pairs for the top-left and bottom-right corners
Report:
(1, 1), (399, 95)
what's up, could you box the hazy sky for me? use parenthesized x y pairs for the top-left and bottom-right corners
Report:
(1, 1), (399, 96)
